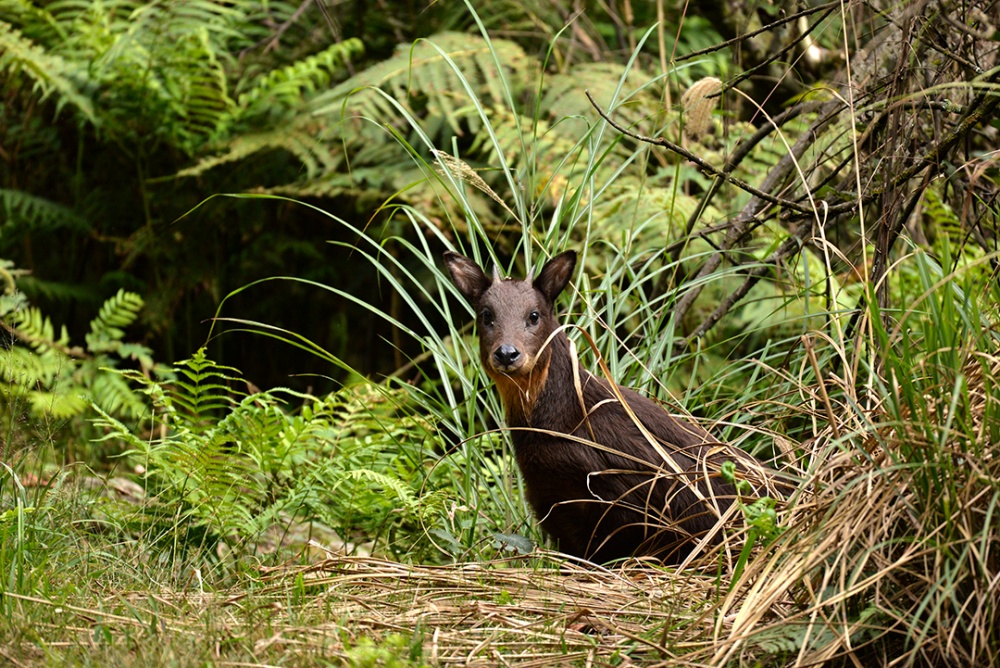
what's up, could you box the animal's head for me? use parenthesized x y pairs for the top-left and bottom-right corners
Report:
(443, 250), (576, 382)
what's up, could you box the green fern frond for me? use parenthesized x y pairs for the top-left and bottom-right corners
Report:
(91, 403), (148, 450)
(0, 188), (88, 232)
(235, 38), (364, 117)
(96, 349), (449, 559)
(0, 345), (68, 387)
(177, 128), (337, 178)
(341, 468), (418, 509)
(592, 178), (707, 249)
(94, 289), (144, 328)
(0, 19), (96, 122)
(0, 0), (65, 43)
(13, 306), (71, 353)
(171, 27), (235, 149)
(472, 0), (566, 37)
(85, 289), (143, 352)
(923, 188), (967, 251)
(7, 276), (94, 304)
(0, 262), (152, 429)
(315, 31), (533, 137)
(29, 385), (88, 418)
(0, 347), (47, 387)
(543, 62), (658, 130)
(91, 370), (148, 419)
(166, 348), (242, 430)
(28, 0), (249, 154)
(466, 106), (585, 197)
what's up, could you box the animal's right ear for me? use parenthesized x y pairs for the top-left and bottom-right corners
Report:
(443, 251), (492, 304)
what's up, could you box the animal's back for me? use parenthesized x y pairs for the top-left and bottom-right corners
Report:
(511, 334), (737, 563)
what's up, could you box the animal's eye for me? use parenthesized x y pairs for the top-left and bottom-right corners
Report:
(481, 308), (495, 327)
(528, 311), (540, 325)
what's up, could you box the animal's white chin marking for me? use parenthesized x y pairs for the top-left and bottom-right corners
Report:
(491, 362), (533, 376)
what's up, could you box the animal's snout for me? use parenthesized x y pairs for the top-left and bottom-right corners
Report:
(493, 344), (521, 369)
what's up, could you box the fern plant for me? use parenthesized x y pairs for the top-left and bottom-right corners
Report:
(96, 349), (464, 563)
(0, 265), (154, 432)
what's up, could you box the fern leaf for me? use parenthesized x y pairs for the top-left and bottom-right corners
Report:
(165, 349), (242, 429)
(172, 27), (235, 149)
(177, 128), (338, 179)
(315, 32), (533, 137)
(0, 20), (96, 123)
(0, 345), (64, 387)
(86, 289), (143, 352)
(592, 177), (707, 247)
(29, 386), (88, 418)
(543, 62), (658, 129)
(339, 468), (418, 509)
(923, 188), (966, 251)
(91, 370), (148, 420)
(235, 38), (364, 117)
(13, 306), (72, 352)
(91, 403), (148, 451)
(0, 188), (88, 232)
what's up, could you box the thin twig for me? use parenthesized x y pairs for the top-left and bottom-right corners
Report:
(682, 218), (814, 347)
(586, 91), (818, 215)
(724, 5), (840, 92)
(673, 2), (841, 64)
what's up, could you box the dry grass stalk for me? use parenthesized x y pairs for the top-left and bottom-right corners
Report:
(699, 351), (1000, 666)
(433, 149), (518, 221)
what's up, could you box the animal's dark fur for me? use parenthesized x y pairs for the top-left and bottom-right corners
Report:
(444, 250), (746, 564)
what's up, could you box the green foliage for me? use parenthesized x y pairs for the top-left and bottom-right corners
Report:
(320, 31), (531, 135)
(231, 38), (364, 123)
(95, 349), (467, 563)
(0, 19), (96, 122)
(1, 0), (368, 361)
(864, 249), (1000, 649)
(0, 188), (88, 233)
(1, 0), (741, 392)
(2, 4), (999, 665)
(343, 632), (429, 668)
(0, 266), (154, 433)
(749, 605), (880, 658)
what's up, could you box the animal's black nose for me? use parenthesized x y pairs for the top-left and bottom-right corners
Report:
(493, 345), (520, 368)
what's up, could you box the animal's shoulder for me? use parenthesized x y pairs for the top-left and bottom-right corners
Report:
(580, 373), (710, 448)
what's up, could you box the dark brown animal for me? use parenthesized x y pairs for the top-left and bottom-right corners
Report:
(444, 249), (753, 564)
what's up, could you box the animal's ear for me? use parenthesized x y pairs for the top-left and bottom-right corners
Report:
(443, 251), (492, 304)
(534, 250), (577, 303)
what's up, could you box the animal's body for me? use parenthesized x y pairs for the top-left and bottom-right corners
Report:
(444, 250), (749, 563)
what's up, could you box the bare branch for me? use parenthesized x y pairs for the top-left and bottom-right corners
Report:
(586, 90), (821, 215)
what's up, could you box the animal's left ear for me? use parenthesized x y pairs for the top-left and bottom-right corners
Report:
(534, 250), (577, 303)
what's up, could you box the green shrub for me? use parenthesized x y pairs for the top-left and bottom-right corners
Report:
(0, 261), (156, 457)
(94, 349), (501, 566)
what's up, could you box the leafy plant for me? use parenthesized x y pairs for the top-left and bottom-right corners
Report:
(95, 348), (478, 564)
(0, 1), (368, 374)
(0, 263), (155, 456)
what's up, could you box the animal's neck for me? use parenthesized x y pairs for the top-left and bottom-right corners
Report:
(493, 331), (584, 431)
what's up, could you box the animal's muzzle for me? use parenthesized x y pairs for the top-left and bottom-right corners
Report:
(492, 344), (521, 370)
